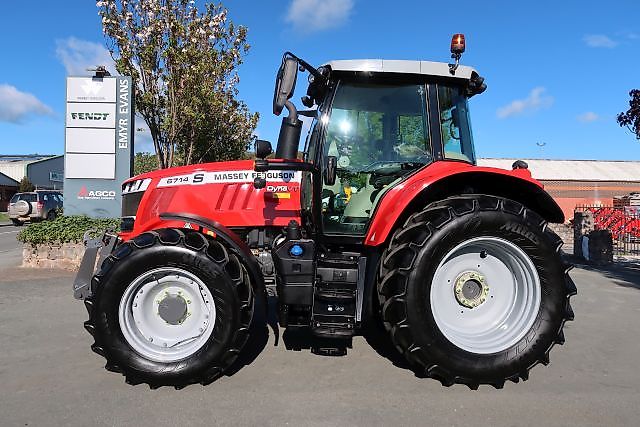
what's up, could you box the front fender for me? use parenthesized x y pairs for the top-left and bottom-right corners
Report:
(364, 161), (564, 246)
(121, 212), (264, 294)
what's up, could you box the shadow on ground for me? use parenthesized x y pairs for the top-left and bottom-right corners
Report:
(565, 254), (640, 290)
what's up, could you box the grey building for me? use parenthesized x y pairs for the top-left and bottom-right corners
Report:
(0, 155), (64, 190)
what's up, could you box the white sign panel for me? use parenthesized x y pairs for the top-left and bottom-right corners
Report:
(65, 128), (116, 154)
(65, 153), (116, 179)
(66, 77), (117, 103)
(66, 103), (116, 128)
(50, 172), (64, 182)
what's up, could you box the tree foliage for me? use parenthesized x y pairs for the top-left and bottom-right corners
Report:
(134, 152), (158, 175)
(617, 89), (640, 140)
(97, 0), (259, 168)
(19, 176), (35, 192)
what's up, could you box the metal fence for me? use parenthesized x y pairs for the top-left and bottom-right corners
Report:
(575, 205), (640, 256)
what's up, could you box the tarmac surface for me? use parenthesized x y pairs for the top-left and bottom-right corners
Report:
(0, 225), (22, 269)
(0, 230), (639, 426)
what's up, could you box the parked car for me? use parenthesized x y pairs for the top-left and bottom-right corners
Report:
(8, 190), (63, 225)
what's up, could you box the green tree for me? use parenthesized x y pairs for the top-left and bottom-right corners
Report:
(98, 0), (259, 168)
(19, 176), (35, 192)
(134, 152), (158, 175)
(617, 89), (640, 140)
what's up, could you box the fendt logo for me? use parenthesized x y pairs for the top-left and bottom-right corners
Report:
(70, 112), (110, 120)
(77, 186), (116, 200)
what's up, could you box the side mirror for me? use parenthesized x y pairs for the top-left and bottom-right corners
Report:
(255, 140), (273, 159)
(273, 55), (298, 116)
(325, 156), (337, 186)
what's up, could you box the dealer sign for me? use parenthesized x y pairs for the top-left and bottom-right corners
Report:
(64, 76), (134, 218)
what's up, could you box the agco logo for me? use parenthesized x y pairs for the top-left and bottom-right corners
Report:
(71, 112), (110, 120)
(77, 186), (116, 200)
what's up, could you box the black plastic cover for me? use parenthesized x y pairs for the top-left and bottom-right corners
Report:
(272, 239), (316, 305)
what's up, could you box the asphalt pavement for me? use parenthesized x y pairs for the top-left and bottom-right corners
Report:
(0, 233), (639, 426)
(0, 225), (22, 269)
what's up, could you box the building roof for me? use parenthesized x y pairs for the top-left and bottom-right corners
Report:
(477, 158), (640, 182)
(0, 154), (58, 163)
(0, 155), (63, 182)
(323, 60), (477, 80)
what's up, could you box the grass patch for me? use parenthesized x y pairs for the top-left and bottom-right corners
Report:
(0, 212), (8, 223)
(17, 215), (120, 245)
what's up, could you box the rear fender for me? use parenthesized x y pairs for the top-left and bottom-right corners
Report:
(365, 165), (564, 246)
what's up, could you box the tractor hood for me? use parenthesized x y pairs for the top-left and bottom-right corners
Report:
(120, 159), (303, 239)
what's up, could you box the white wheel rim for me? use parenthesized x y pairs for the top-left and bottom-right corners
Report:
(430, 237), (541, 354)
(118, 267), (216, 363)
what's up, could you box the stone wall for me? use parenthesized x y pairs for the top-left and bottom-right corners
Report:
(22, 242), (84, 270)
(548, 223), (574, 254)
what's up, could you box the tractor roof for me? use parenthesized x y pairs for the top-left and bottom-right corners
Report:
(323, 59), (477, 80)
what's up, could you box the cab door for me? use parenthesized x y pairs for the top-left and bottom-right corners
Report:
(317, 81), (433, 237)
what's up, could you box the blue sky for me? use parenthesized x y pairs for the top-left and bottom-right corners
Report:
(0, 0), (639, 160)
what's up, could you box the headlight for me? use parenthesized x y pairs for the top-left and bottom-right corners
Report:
(122, 178), (151, 194)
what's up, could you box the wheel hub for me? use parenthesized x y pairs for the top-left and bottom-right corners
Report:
(118, 268), (216, 363)
(454, 271), (489, 308)
(431, 237), (541, 354)
(158, 293), (188, 325)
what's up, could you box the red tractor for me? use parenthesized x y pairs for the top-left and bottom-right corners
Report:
(73, 35), (576, 389)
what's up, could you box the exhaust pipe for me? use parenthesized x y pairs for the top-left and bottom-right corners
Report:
(276, 100), (302, 159)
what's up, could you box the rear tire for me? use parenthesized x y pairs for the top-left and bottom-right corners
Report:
(11, 219), (22, 226)
(83, 228), (254, 388)
(377, 195), (576, 389)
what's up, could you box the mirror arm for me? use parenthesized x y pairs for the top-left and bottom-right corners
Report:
(284, 51), (327, 85)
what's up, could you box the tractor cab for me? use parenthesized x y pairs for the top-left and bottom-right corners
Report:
(308, 60), (482, 235)
(259, 35), (487, 238)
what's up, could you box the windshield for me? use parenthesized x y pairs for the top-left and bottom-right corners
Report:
(321, 82), (431, 234)
(325, 83), (431, 173)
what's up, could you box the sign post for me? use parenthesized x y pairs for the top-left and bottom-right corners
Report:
(64, 75), (134, 218)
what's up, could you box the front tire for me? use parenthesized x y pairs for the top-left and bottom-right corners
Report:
(84, 228), (254, 388)
(377, 195), (576, 389)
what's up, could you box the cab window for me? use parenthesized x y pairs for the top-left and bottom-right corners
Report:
(438, 85), (475, 163)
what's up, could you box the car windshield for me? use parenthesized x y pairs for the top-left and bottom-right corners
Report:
(11, 193), (36, 203)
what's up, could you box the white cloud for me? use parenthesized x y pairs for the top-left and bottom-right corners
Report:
(55, 37), (113, 76)
(286, 0), (354, 33)
(496, 87), (554, 119)
(0, 84), (53, 123)
(577, 112), (599, 123)
(583, 34), (618, 48)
